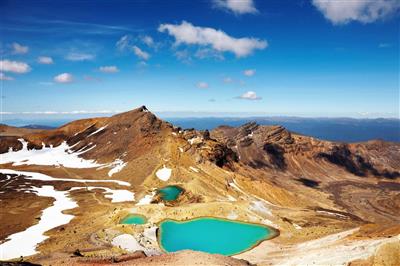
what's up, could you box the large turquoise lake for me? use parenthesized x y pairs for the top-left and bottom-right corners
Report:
(158, 217), (275, 256)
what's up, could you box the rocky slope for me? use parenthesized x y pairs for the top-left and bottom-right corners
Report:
(0, 106), (399, 265)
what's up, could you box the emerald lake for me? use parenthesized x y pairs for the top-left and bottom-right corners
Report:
(157, 185), (183, 201)
(158, 217), (275, 256)
(120, 214), (147, 225)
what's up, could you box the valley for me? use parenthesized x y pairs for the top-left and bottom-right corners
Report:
(0, 106), (399, 265)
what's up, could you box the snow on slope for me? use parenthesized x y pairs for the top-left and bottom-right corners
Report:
(0, 139), (102, 168)
(0, 185), (77, 260)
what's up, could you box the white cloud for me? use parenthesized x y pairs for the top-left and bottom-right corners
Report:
(99, 66), (119, 73)
(0, 60), (31, 73)
(37, 56), (54, 64)
(196, 81), (209, 89)
(212, 0), (258, 15)
(141, 35), (154, 47)
(132, 46), (150, 60)
(12, 42), (29, 54)
(158, 21), (267, 58)
(65, 52), (95, 61)
(116, 35), (131, 51)
(237, 91), (262, 100)
(54, 73), (73, 83)
(243, 69), (256, 76)
(0, 72), (14, 81)
(312, 0), (400, 24)
(195, 48), (224, 60)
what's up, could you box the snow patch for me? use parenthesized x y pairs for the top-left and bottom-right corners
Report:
(188, 136), (202, 145)
(0, 139), (102, 168)
(0, 185), (77, 260)
(136, 192), (156, 205)
(0, 169), (131, 186)
(107, 159), (127, 177)
(143, 226), (158, 242)
(88, 125), (108, 137)
(71, 186), (134, 203)
(112, 234), (145, 253)
(155, 166), (172, 181)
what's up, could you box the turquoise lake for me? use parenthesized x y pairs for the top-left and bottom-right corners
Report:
(120, 214), (147, 225)
(157, 185), (183, 201)
(158, 217), (274, 256)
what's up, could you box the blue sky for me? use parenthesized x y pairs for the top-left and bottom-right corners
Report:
(1, 0), (399, 118)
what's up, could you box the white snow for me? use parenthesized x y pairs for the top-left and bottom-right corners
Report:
(0, 169), (131, 187)
(143, 226), (158, 242)
(71, 186), (134, 203)
(87, 125), (107, 137)
(155, 166), (172, 181)
(0, 139), (103, 168)
(0, 185), (77, 260)
(189, 166), (199, 173)
(112, 234), (145, 253)
(136, 192), (156, 206)
(107, 159), (127, 177)
(188, 136), (202, 145)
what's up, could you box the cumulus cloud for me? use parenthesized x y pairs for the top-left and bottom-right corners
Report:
(37, 56), (54, 64)
(0, 72), (14, 81)
(243, 69), (256, 76)
(158, 21), (267, 58)
(65, 52), (95, 61)
(212, 0), (258, 15)
(99, 65), (119, 73)
(54, 73), (73, 83)
(12, 42), (29, 54)
(196, 81), (209, 89)
(0, 60), (31, 73)
(132, 45), (150, 60)
(312, 0), (400, 24)
(237, 91), (262, 100)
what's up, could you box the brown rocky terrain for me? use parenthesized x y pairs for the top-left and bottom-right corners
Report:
(0, 106), (399, 265)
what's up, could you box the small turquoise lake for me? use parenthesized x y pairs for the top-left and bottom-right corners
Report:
(120, 214), (147, 225)
(157, 185), (183, 201)
(158, 217), (276, 256)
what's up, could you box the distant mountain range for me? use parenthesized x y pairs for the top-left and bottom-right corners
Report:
(3, 116), (399, 143)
